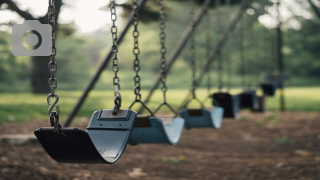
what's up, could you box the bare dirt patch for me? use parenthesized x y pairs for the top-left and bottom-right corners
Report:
(1, 111), (320, 180)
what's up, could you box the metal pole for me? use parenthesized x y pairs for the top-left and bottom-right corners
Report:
(179, 0), (250, 108)
(137, 0), (213, 114)
(276, 0), (285, 111)
(64, 0), (148, 127)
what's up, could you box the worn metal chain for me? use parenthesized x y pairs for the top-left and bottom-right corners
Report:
(239, 17), (246, 89)
(226, 0), (232, 91)
(110, 0), (122, 111)
(132, 0), (141, 101)
(204, 7), (212, 96)
(159, 0), (168, 102)
(47, 0), (59, 116)
(215, 0), (223, 91)
(190, 0), (197, 98)
(47, 0), (63, 136)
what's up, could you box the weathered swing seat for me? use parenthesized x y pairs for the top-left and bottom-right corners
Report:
(179, 107), (224, 129)
(260, 73), (288, 96)
(252, 95), (266, 112)
(128, 115), (184, 145)
(260, 83), (277, 96)
(212, 92), (240, 118)
(239, 90), (258, 110)
(34, 109), (137, 164)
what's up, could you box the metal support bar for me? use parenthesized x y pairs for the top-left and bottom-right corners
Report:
(179, 0), (250, 109)
(64, 0), (148, 127)
(276, 0), (285, 111)
(307, 0), (320, 20)
(137, 0), (213, 114)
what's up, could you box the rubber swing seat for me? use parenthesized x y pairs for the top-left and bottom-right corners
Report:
(34, 109), (137, 164)
(260, 83), (277, 96)
(128, 115), (184, 145)
(212, 92), (240, 118)
(179, 107), (224, 129)
(239, 90), (259, 110)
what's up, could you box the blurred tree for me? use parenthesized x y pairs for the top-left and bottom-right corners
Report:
(0, 31), (16, 84)
(0, 0), (63, 94)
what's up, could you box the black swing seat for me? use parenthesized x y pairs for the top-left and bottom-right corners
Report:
(128, 115), (184, 145)
(260, 72), (288, 96)
(212, 92), (241, 118)
(34, 109), (137, 164)
(239, 90), (259, 110)
(179, 107), (224, 129)
(260, 83), (277, 96)
(252, 95), (266, 112)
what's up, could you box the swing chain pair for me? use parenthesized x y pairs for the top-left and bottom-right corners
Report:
(110, 0), (122, 114)
(189, 0), (197, 99)
(132, 0), (141, 102)
(47, 0), (59, 117)
(159, 0), (167, 102)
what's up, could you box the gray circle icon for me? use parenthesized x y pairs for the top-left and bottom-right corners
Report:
(26, 33), (38, 46)
(23, 30), (42, 50)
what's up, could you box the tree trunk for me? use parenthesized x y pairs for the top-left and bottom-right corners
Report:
(31, 56), (51, 93)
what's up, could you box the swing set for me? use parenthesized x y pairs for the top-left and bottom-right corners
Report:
(34, 0), (286, 164)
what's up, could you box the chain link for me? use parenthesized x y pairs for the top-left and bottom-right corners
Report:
(47, 0), (59, 116)
(132, 0), (141, 101)
(226, 0), (232, 91)
(189, 0), (197, 98)
(110, 0), (122, 111)
(159, 0), (168, 102)
(215, 0), (223, 91)
(239, 17), (246, 89)
(204, 7), (211, 96)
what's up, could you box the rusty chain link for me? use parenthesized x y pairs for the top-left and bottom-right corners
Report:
(189, 0), (197, 98)
(110, 0), (122, 114)
(132, 0), (141, 101)
(159, 0), (168, 102)
(47, 0), (63, 137)
(204, 6), (212, 97)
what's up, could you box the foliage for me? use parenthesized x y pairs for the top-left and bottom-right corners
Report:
(0, 31), (31, 92)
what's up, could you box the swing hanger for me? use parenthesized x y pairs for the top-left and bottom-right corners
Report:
(182, 0), (204, 110)
(153, 0), (179, 117)
(128, 0), (184, 146)
(34, 0), (137, 164)
(128, 0), (154, 116)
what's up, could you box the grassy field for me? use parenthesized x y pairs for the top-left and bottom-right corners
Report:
(0, 87), (319, 124)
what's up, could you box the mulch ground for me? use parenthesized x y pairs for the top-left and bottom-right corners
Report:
(0, 111), (320, 180)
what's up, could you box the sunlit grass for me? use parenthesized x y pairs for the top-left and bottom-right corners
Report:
(0, 87), (319, 124)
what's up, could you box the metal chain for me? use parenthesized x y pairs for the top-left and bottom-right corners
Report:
(159, 0), (168, 102)
(226, 0), (232, 91)
(204, 7), (212, 96)
(47, 0), (58, 104)
(110, 0), (122, 113)
(239, 17), (246, 89)
(190, 0), (197, 98)
(215, 0), (223, 91)
(47, 0), (63, 136)
(132, 0), (141, 101)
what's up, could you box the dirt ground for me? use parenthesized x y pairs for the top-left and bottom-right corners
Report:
(0, 111), (320, 180)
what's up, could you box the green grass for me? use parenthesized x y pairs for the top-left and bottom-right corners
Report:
(0, 87), (319, 124)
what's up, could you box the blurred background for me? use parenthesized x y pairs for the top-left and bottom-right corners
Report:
(0, 0), (319, 122)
